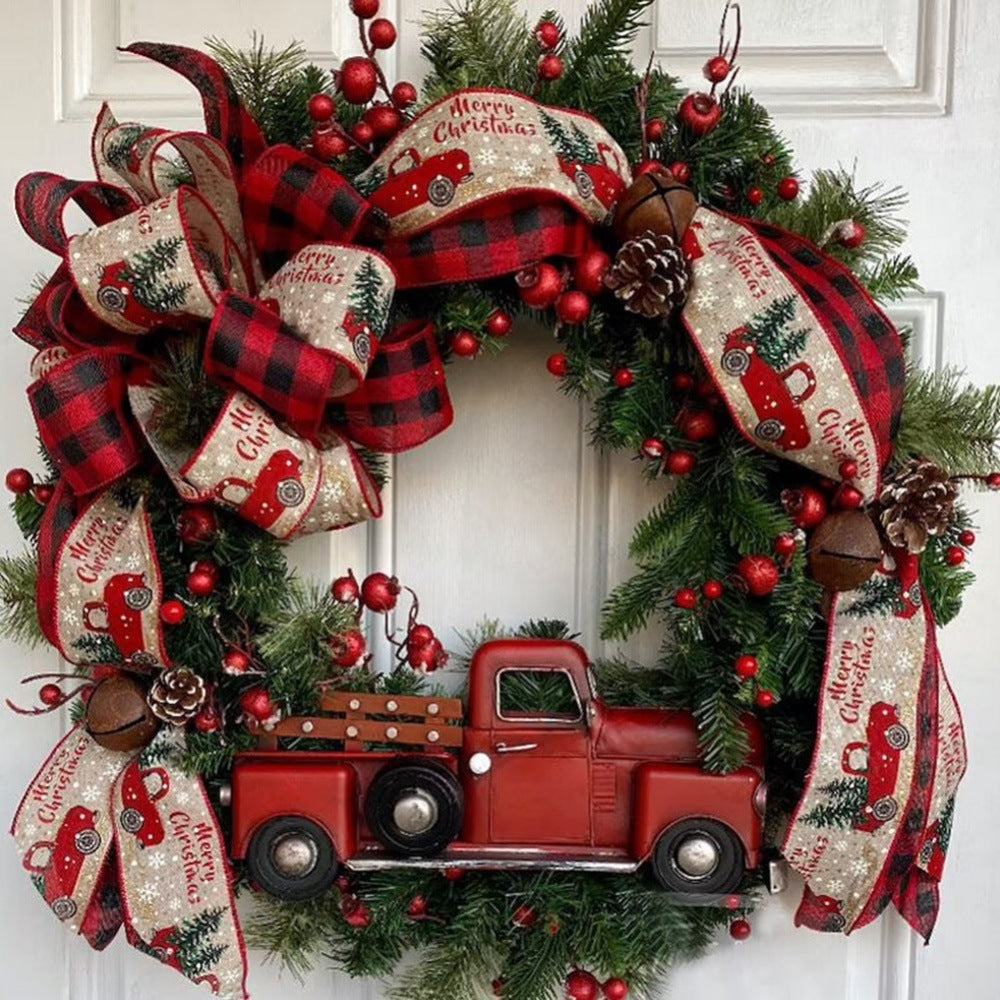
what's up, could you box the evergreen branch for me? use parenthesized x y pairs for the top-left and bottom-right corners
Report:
(0, 553), (44, 647)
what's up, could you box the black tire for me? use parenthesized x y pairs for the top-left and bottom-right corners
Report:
(365, 761), (463, 856)
(650, 818), (744, 895)
(247, 816), (338, 902)
(428, 176), (456, 207)
(755, 418), (784, 442)
(885, 724), (910, 751)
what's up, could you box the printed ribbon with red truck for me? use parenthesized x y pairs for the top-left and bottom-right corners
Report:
(9, 41), (964, 998)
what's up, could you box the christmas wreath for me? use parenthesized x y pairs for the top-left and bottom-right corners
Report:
(4, 2), (1000, 999)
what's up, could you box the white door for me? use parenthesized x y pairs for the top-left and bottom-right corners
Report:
(1, 2), (996, 998)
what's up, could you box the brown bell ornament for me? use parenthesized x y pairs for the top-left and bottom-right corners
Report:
(612, 165), (698, 245)
(85, 673), (159, 752)
(807, 511), (883, 592)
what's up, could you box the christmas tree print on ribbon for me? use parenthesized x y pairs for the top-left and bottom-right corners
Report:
(539, 108), (600, 166)
(113, 236), (192, 314)
(134, 907), (229, 985)
(344, 255), (391, 365)
(741, 295), (809, 370)
(801, 777), (870, 830)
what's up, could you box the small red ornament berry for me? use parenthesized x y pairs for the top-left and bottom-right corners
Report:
(492, 979), (505, 997)
(307, 93), (336, 122)
(681, 411), (718, 442)
(222, 650), (251, 676)
(565, 970), (601, 1000)
(762, 153), (776, 166)
(702, 580), (724, 601)
(33, 484), (54, 505)
(678, 93), (722, 136)
(361, 572), (400, 613)
(364, 103), (403, 139)
(178, 505), (218, 546)
(535, 20), (561, 50)
(517, 263), (563, 309)
(451, 331), (480, 358)
(835, 220), (866, 249)
(442, 867), (464, 881)
(673, 372), (695, 392)
(332, 629), (367, 667)
(777, 176), (800, 201)
(959, 530), (976, 547)
(39, 683), (63, 707)
(725, 893), (741, 910)
(603, 979), (629, 1000)
(512, 905), (537, 928)
(193, 705), (221, 734)
(988, 473), (1000, 490)
(391, 81), (418, 109)
(408, 637), (447, 672)
(187, 568), (218, 597)
(407, 623), (435, 648)
(738, 555), (781, 597)
(735, 655), (759, 680)
(5, 468), (33, 494)
(368, 17), (397, 49)
(160, 600), (186, 625)
(668, 161), (692, 184)
(730, 918), (752, 940)
(838, 459), (859, 480)
(773, 533), (798, 558)
(703, 55), (731, 83)
(613, 368), (634, 389)
(645, 118), (666, 142)
(239, 687), (278, 724)
(351, 121), (375, 146)
(547, 353), (569, 377)
(338, 56), (379, 105)
(485, 309), (512, 337)
(574, 250), (612, 296)
(945, 546), (966, 566)
(641, 438), (666, 461)
(783, 486), (828, 529)
(407, 895), (428, 918)
(313, 129), (350, 160)
(538, 54), (564, 82)
(833, 484), (864, 510)
(756, 690), (776, 708)
(674, 588), (698, 610)
(350, 0), (379, 17)
(341, 895), (372, 929)
(332, 571), (360, 603)
(747, 187), (764, 207)
(556, 290), (592, 326)
(665, 450), (696, 476)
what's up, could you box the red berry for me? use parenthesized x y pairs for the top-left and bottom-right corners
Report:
(361, 572), (400, 612)
(492, 979), (505, 997)
(517, 263), (563, 309)
(574, 250), (612, 296)
(945, 546), (966, 566)
(391, 81), (418, 109)
(988, 473), (1000, 490)
(223, 650), (250, 675)
(777, 176), (800, 201)
(178, 505), (218, 545)
(703, 55), (731, 83)
(547, 353), (569, 377)
(160, 600), (186, 625)
(450, 331), (480, 358)
(442, 867), (464, 881)
(738, 555), (781, 597)
(485, 309), (512, 337)
(408, 636), (447, 672)
(351, 121), (375, 146)
(338, 56), (379, 105)
(187, 568), (217, 597)
(538, 54), (564, 81)
(838, 459), (859, 480)
(39, 683), (63, 707)
(678, 93), (722, 136)
(674, 588), (698, 610)
(782, 486), (828, 529)
(669, 161), (692, 184)
(565, 970), (601, 1000)
(5, 468), (33, 494)
(641, 438), (666, 461)
(556, 290), (592, 326)
(603, 980), (629, 1000)
(834, 484), (864, 510)
(535, 20), (561, 50)
(332, 629), (366, 667)
(193, 705), (221, 734)
(407, 895), (428, 918)
(332, 571), (360, 603)
(702, 580), (724, 601)
(350, 0), (379, 16)
(364, 103), (403, 140)
(613, 368), (634, 389)
(730, 918), (752, 940)
(368, 18), (397, 49)
(747, 187), (764, 206)
(673, 372), (695, 392)
(665, 451), (696, 476)
(33, 484), (54, 505)
(313, 129), (350, 160)
(512, 905), (537, 928)
(307, 93), (336, 122)
(407, 624), (435, 648)
(762, 153), (776, 166)
(773, 534), (798, 558)
(836, 220), (866, 249)
(635, 159), (667, 178)
(959, 530), (976, 547)
(645, 118), (666, 142)
(239, 687), (277, 724)
(735, 655), (759, 679)
(681, 411), (718, 442)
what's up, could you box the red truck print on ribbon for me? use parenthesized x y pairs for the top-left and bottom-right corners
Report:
(720, 327), (817, 451)
(842, 702), (910, 833)
(795, 889), (846, 932)
(226, 639), (785, 903)
(369, 148), (474, 219)
(83, 572), (154, 662)
(96, 261), (164, 327)
(341, 310), (375, 365)
(143, 926), (221, 994)
(23, 806), (102, 921)
(119, 762), (170, 848)
(556, 143), (627, 218)
(213, 449), (307, 531)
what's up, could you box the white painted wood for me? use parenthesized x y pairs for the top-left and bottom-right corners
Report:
(1, 1), (997, 999)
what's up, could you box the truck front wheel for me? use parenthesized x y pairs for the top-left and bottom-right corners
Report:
(247, 816), (338, 901)
(651, 818), (744, 895)
(365, 761), (463, 856)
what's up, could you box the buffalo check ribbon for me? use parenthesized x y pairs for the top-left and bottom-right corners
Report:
(12, 726), (248, 999)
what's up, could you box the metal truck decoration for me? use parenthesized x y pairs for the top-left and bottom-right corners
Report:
(225, 639), (779, 902)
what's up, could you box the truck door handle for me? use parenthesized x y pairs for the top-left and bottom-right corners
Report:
(494, 742), (538, 754)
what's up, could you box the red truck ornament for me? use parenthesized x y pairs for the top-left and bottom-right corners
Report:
(225, 639), (781, 902)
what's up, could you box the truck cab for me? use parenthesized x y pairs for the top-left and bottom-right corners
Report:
(227, 639), (769, 902)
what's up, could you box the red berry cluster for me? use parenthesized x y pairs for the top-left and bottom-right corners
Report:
(534, 19), (564, 82)
(562, 969), (629, 1000)
(449, 309), (513, 359)
(5, 467), (55, 505)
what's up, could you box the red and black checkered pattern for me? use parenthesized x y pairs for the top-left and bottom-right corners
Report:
(751, 219), (905, 464)
(205, 291), (339, 437)
(15, 172), (137, 255)
(332, 320), (453, 452)
(28, 350), (142, 497)
(35, 479), (78, 649)
(14, 266), (71, 350)
(241, 145), (372, 277)
(125, 42), (266, 171)
(383, 194), (597, 289)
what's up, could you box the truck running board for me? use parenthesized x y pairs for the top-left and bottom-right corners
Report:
(346, 855), (641, 874)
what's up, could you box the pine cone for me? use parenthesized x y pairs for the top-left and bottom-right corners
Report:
(605, 230), (691, 319)
(878, 459), (958, 553)
(148, 667), (207, 726)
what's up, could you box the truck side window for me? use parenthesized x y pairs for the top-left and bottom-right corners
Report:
(497, 669), (582, 722)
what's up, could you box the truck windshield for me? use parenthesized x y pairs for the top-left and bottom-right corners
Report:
(585, 664), (598, 700)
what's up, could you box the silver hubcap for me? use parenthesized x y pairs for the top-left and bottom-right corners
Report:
(271, 833), (318, 878)
(673, 833), (721, 880)
(393, 789), (439, 835)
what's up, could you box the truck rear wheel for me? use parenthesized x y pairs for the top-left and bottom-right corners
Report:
(651, 818), (744, 895)
(247, 816), (338, 901)
(365, 761), (463, 856)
